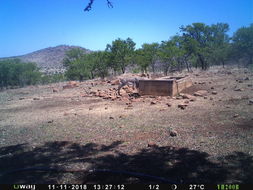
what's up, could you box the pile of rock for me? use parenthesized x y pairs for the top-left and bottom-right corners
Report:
(63, 81), (79, 90)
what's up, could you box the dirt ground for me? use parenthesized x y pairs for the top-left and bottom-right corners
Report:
(0, 66), (252, 184)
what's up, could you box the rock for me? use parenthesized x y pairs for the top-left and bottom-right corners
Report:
(150, 101), (156, 105)
(170, 130), (177, 137)
(105, 107), (108, 110)
(184, 100), (190, 104)
(63, 81), (79, 89)
(182, 94), (196, 101)
(89, 107), (93, 110)
(19, 97), (25, 100)
(166, 103), (172, 107)
(69, 81), (78, 86)
(33, 97), (40, 100)
(244, 77), (249, 80)
(111, 79), (120, 85)
(48, 120), (54, 123)
(248, 84), (252, 87)
(210, 87), (214, 89)
(109, 116), (114, 119)
(211, 91), (218, 95)
(194, 90), (208, 97)
(148, 142), (157, 147)
(233, 114), (239, 118)
(223, 87), (226, 90)
(249, 99), (253, 105)
(198, 82), (206, 84)
(203, 96), (208, 99)
(234, 88), (244, 91)
(210, 97), (213, 100)
(178, 104), (188, 109)
(176, 96), (183, 100)
(53, 88), (58, 93)
(63, 84), (74, 89)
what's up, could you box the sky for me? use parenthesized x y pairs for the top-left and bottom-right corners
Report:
(0, 0), (252, 57)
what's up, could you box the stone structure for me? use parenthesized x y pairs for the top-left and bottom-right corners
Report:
(138, 76), (192, 96)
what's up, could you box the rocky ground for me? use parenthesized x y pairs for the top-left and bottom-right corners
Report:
(0, 66), (252, 184)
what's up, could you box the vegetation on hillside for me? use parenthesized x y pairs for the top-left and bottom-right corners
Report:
(0, 59), (65, 89)
(63, 22), (253, 81)
(1, 23), (252, 88)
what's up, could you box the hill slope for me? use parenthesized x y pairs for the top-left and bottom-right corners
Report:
(2, 45), (91, 74)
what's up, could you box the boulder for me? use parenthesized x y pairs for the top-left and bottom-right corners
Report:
(166, 103), (172, 107)
(184, 100), (190, 104)
(233, 114), (239, 118)
(182, 94), (196, 101)
(234, 88), (244, 92)
(194, 90), (208, 97)
(53, 88), (59, 93)
(111, 79), (120, 85)
(150, 101), (157, 105)
(178, 103), (188, 110)
(211, 91), (218, 95)
(148, 142), (158, 147)
(170, 130), (177, 137)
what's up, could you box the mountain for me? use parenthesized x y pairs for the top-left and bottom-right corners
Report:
(1, 45), (91, 74)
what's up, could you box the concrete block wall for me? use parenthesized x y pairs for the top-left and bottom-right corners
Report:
(138, 77), (192, 96)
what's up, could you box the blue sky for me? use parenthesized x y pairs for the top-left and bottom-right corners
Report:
(0, 0), (252, 57)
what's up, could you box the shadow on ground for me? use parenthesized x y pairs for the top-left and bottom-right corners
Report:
(0, 141), (252, 184)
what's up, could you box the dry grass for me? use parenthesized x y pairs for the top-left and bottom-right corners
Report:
(0, 66), (252, 184)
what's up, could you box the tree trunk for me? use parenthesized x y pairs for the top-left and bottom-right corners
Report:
(121, 67), (125, 74)
(151, 63), (155, 73)
(185, 60), (190, 72)
(198, 54), (206, 70)
(222, 60), (225, 68)
(249, 55), (253, 65)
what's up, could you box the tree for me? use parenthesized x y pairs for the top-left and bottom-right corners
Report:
(66, 57), (92, 81)
(0, 59), (41, 88)
(180, 22), (230, 70)
(84, 0), (113, 11)
(63, 48), (85, 68)
(157, 39), (181, 75)
(232, 24), (253, 65)
(208, 23), (230, 68)
(142, 43), (159, 73)
(106, 38), (136, 74)
(91, 51), (110, 79)
(134, 49), (150, 74)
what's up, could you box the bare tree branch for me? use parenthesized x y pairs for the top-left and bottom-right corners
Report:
(84, 0), (113, 12)
(106, 0), (113, 8)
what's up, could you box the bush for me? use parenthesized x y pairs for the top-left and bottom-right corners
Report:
(0, 59), (41, 88)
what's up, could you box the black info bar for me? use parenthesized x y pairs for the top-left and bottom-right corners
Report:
(0, 184), (250, 190)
